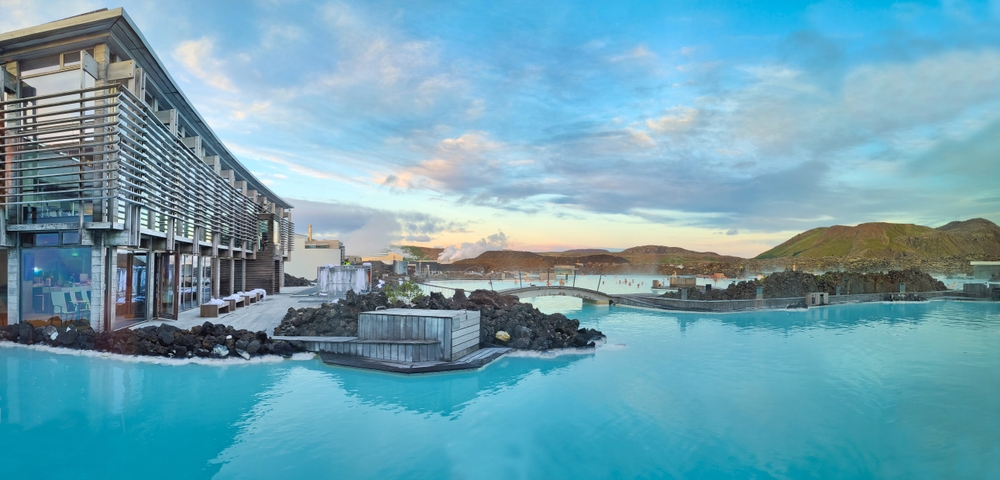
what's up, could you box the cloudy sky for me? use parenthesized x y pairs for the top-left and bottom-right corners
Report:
(4, 0), (999, 256)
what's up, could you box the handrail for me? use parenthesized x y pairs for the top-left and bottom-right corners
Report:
(0, 85), (262, 249)
(0, 85), (119, 107)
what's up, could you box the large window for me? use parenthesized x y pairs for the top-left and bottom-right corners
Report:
(157, 253), (176, 319)
(14, 50), (100, 226)
(20, 247), (92, 326)
(180, 254), (196, 311)
(0, 253), (8, 326)
(200, 256), (213, 302)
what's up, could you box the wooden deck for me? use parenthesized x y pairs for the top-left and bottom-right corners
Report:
(129, 286), (319, 333)
(318, 347), (510, 374)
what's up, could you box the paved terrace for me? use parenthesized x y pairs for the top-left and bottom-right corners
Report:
(129, 286), (325, 334)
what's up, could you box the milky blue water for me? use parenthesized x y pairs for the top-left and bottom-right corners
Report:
(420, 274), (736, 296)
(2, 300), (999, 480)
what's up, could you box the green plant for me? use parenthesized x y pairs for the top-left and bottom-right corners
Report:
(383, 280), (425, 304)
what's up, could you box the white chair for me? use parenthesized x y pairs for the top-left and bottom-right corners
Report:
(50, 291), (70, 323)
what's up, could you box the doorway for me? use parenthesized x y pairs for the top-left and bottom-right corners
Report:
(113, 250), (147, 329)
(155, 252), (176, 319)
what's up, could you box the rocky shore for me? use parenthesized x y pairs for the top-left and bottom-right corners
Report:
(275, 289), (605, 351)
(662, 268), (947, 301)
(283, 273), (312, 287)
(0, 321), (303, 359)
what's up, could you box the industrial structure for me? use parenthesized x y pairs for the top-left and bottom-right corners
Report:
(284, 225), (344, 280)
(0, 9), (293, 331)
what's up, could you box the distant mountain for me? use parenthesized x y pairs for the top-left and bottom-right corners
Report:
(618, 245), (742, 263)
(547, 248), (611, 255)
(756, 218), (1000, 259)
(453, 250), (629, 271)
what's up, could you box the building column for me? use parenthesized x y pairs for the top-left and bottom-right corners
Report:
(89, 243), (108, 333)
(227, 257), (235, 296)
(278, 259), (284, 291)
(240, 259), (246, 292)
(146, 254), (156, 321)
(212, 257), (221, 299)
(7, 249), (19, 324)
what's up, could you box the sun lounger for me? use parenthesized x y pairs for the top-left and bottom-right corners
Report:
(200, 302), (231, 317)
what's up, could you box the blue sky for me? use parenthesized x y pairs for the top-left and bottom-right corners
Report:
(4, 0), (999, 256)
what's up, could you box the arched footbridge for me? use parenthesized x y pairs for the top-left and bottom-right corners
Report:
(422, 282), (812, 312)
(498, 286), (617, 305)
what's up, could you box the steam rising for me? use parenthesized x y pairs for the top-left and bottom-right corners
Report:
(437, 232), (508, 263)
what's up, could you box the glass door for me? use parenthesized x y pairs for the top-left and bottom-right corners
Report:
(114, 250), (148, 328)
(0, 251), (7, 326)
(180, 254), (196, 311)
(156, 253), (176, 319)
(199, 256), (213, 303)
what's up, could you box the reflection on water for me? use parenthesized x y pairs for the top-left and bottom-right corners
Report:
(421, 274), (737, 297)
(334, 351), (591, 416)
(575, 298), (997, 335)
(0, 349), (282, 479)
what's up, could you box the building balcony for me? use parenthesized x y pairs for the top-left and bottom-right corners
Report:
(0, 85), (263, 250)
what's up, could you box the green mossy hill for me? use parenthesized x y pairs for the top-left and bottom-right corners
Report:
(620, 245), (740, 261)
(756, 218), (1000, 260)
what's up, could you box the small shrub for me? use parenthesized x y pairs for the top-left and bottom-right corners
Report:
(383, 280), (425, 304)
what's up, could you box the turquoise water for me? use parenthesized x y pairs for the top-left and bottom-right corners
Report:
(421, 274), (736, 296)
(2, 300), (999, 479)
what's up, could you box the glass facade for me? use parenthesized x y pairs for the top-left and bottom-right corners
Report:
(114, 250), (148, 326)
(0, 253), (7, 326)
(20, 247), (92, 326)
(156, 254), (176, 319)
(180, 254), (196, 311)
(1, 15), (293, 330)
(15, 57), (100, 226)
(200, 256), (213, 303)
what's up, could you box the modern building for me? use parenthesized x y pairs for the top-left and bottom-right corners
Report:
(970, 261), (1000, 282)
(0, 8), (294, 331)
(392, 260), (440, 276)
(284, 225), (345, 280)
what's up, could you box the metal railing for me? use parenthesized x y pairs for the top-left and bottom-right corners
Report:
(0, 85), (263, 249)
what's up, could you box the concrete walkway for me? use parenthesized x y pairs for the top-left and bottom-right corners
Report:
(130, 286), (329, 335)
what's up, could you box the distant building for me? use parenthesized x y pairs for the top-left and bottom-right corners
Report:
(283, 225), (344, 280)
(393, 260), (440, 276)
(971, 261), (1000, 281)
(363, 252), (404, 264)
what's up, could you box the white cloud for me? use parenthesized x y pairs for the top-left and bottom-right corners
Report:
(231, 101), (272, 120)
(172, 38), (237, 92)
(0, 0), (98, 33)
(645, 106), (699, 133)
(261, 23), (305, 49)
(843, 49), (1000, 130)
(386, 132), (504, 192)
(610, 45), (656, 63)
(309, 2), (462, 111)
